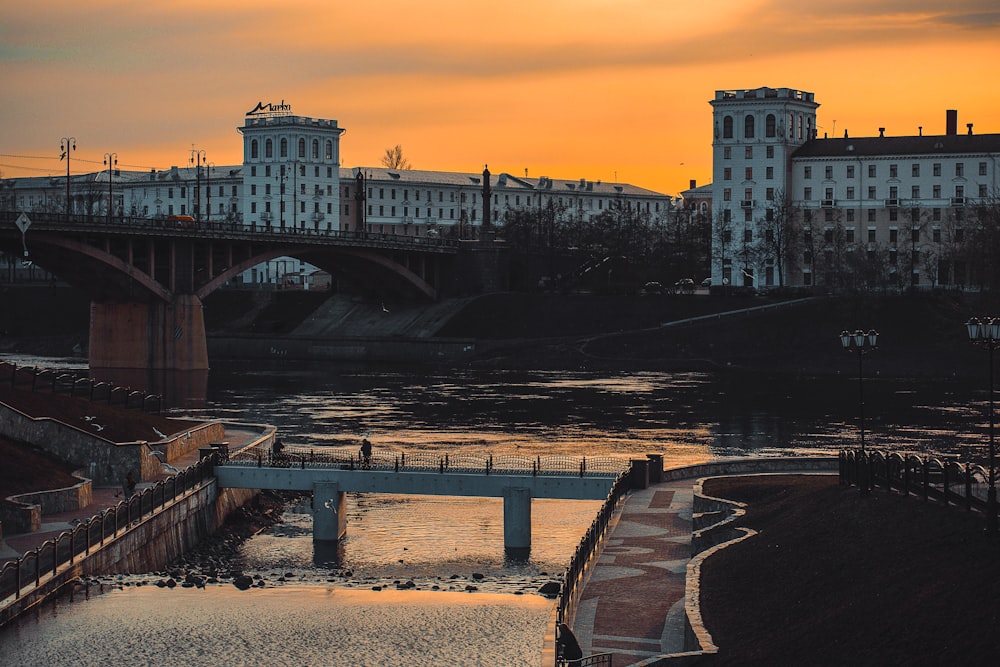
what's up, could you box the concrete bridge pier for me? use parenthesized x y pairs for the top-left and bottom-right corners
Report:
(503, 487), (532, 550)
(312, 482), (347, 542)
(89, 294), (209, 371)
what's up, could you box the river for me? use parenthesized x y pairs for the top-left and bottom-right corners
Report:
(0, 355), (989, 665)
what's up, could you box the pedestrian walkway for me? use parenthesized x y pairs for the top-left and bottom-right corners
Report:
(0, 425), (264, 566)
(571, 479), (694, 665)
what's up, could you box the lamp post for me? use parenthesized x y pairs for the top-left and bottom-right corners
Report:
(967, 316), (999, 533)
(190, 149), (206, 223)
(59, 137), (76, 216)
(103, 153), (118, 224)
(840, 329), (879, 455)
(206, 162), (214, 224)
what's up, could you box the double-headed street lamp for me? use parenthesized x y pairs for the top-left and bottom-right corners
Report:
(967, 316), (999, 533)
(103, 152), (118, 223)
(190, 149), (206, 223)
(59, 137), (76, 216)
(841, 329), (879, 456)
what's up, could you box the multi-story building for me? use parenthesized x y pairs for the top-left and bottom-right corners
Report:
(708, 87), (1000, 290)
(2, 102), (675, 286)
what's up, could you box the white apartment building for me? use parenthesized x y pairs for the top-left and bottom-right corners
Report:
(709, 87), (1000, 290)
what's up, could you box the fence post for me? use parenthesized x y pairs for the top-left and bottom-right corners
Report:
(922, 459), (929, 501)
(965, 462), (973, 511)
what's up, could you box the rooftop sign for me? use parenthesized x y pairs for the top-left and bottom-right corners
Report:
(246, 100), (293, 118)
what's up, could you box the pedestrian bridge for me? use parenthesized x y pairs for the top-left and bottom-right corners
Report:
(211, 447), (633, 550)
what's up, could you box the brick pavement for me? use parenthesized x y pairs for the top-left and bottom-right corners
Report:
(572, 479), (694, 666)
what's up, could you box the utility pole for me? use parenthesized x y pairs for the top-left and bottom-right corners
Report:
(60, 137), (76, 216)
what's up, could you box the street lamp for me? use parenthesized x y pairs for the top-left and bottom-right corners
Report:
(59, 137), (76, 216)
(967, 316), (999, 533)
(840, 329), (879, 455)
(103, 152), (118, 224)
(190, 148), (206, 223)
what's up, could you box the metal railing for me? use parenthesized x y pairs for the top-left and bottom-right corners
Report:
(840, 449), (990, 509)
(554, 466), (632, 666)
(0, 458), (213, 605)
(1, 361), (163, 413)
(225, 445), (629, 478)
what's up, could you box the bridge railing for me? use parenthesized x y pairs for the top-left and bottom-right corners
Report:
(224, 445), (629, 477)
(1, 210), (458, 252)
(0, 458), (213, 608)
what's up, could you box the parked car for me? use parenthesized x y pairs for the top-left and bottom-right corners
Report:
(642, 281), (664, 295)
(701, 278), (712, 287)
(672, 278), (695, 294)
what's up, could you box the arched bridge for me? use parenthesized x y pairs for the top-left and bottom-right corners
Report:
(0, 211), (462, 371)
(211, 446), (632, 551)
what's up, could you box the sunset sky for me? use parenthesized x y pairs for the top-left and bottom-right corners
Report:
(2, 1), (998, 195)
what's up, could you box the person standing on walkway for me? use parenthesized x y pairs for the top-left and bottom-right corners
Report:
(125, 471), (137, 496)
(360, 438), (372, 467)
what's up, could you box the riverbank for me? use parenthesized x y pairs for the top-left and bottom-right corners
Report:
(0, 284), (994, 377)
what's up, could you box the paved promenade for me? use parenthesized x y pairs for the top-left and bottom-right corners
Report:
(571, 479), (694, 665)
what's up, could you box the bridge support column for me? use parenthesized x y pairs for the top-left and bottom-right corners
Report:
(312, 482), (347, 542)
(89, 294), (208, 371)
(502, 487), (532, 550)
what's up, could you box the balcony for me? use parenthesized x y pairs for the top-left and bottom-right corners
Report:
(951, 197), (966, 207)
(740, 200), (754, 209)
(822, 199), (836, 208)
(885, 199), (899, 208)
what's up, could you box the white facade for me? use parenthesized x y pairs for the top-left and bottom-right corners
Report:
(708, 87), (1000, 290)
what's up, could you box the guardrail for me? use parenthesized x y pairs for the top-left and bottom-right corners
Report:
(223, 444), (629, 477)
(554, 466), (632, 666)
(1, 361), (163, 413)
(0, 210), (459, 252)
(839, 449), (990, 509)
(0, 458), (213, 607)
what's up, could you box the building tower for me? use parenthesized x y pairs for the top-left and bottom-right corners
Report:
(709, 87), (818, 288)
(238, 100), (345, 234)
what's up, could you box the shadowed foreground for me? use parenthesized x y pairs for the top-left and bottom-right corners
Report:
(694, 475), (1000, 665)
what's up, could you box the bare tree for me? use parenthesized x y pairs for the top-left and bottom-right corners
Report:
(380, 145), (412, 170)
(756, 189), (799, 287)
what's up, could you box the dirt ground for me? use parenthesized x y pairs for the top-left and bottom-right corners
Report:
(693, 475), (1000, 665)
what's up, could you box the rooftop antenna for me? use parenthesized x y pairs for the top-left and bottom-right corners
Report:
(832, 120), (837, 137)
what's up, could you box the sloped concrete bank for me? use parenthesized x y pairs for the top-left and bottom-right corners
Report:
(0, 480), (257, 628)
(207, 334), (478, 364)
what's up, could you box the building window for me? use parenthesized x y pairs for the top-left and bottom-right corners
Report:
(744, 228), (753, 242)
(804, 166), (812, 179)
(766, 187), (774, 200)
(868, 209), (877, 223)
(868, 165), (877, 178)
(889, 164), (898, 178)
(889, 208), (898, 221)
(723, 147), (731, 159)
(825, 187), (834, 200)
(723, 188), (731, 201)
(825, 165), (833, 179)
(980, 161), (988, 176)
(765, 114), (776, 137)
(868, 228), (876, 243)
(766, 166), (774, 179)
(956, 185), (965, 198)
(326, 141), (333, 160)
(846, 209), (855, 222)
(744, 209), (753, 222)
(251, 140), (259, 159)
(804, 187), (812, 200)
(724, 168), (732, 181)
(868, 186), (876, 199)
(912, 186), (920, 198)
(933, 228), (941, 243)
(723, 116), (733, 139)
(956, 163), (964, 177)
(298, 138), (306, 158)
(933, 185), (941, 198)
(824, 227), (833, 242)
(744, 115), (755, 138)
(980, 184), (988, 198)
(933, 208), (941, 221)
(766, 145), (774, 159)
(911, 208), (920, 223)
(846, 187), (855, 199)
(933, 163), (941, 176)
(745, 167), (753, 180)
(312, 139), (319, 160)
(911, 164), (920, 177)
(846, 165), (855, 178)
(889, 228), (898, 244)
(846, 228), (855, 243)
(825, 209), (834, 222)
(745, 146), (753, 159)
(265, 139), (273, 158)
(280, 138), (288, 158)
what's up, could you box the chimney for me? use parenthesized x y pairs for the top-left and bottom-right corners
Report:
(879, 127), (885, 138)
(919, 126), (923, 136)
(946, 110), (958, 135)
(481, 165), (491, 229)
(967, 123), (974, 135)
(689, 179), (697, 190)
